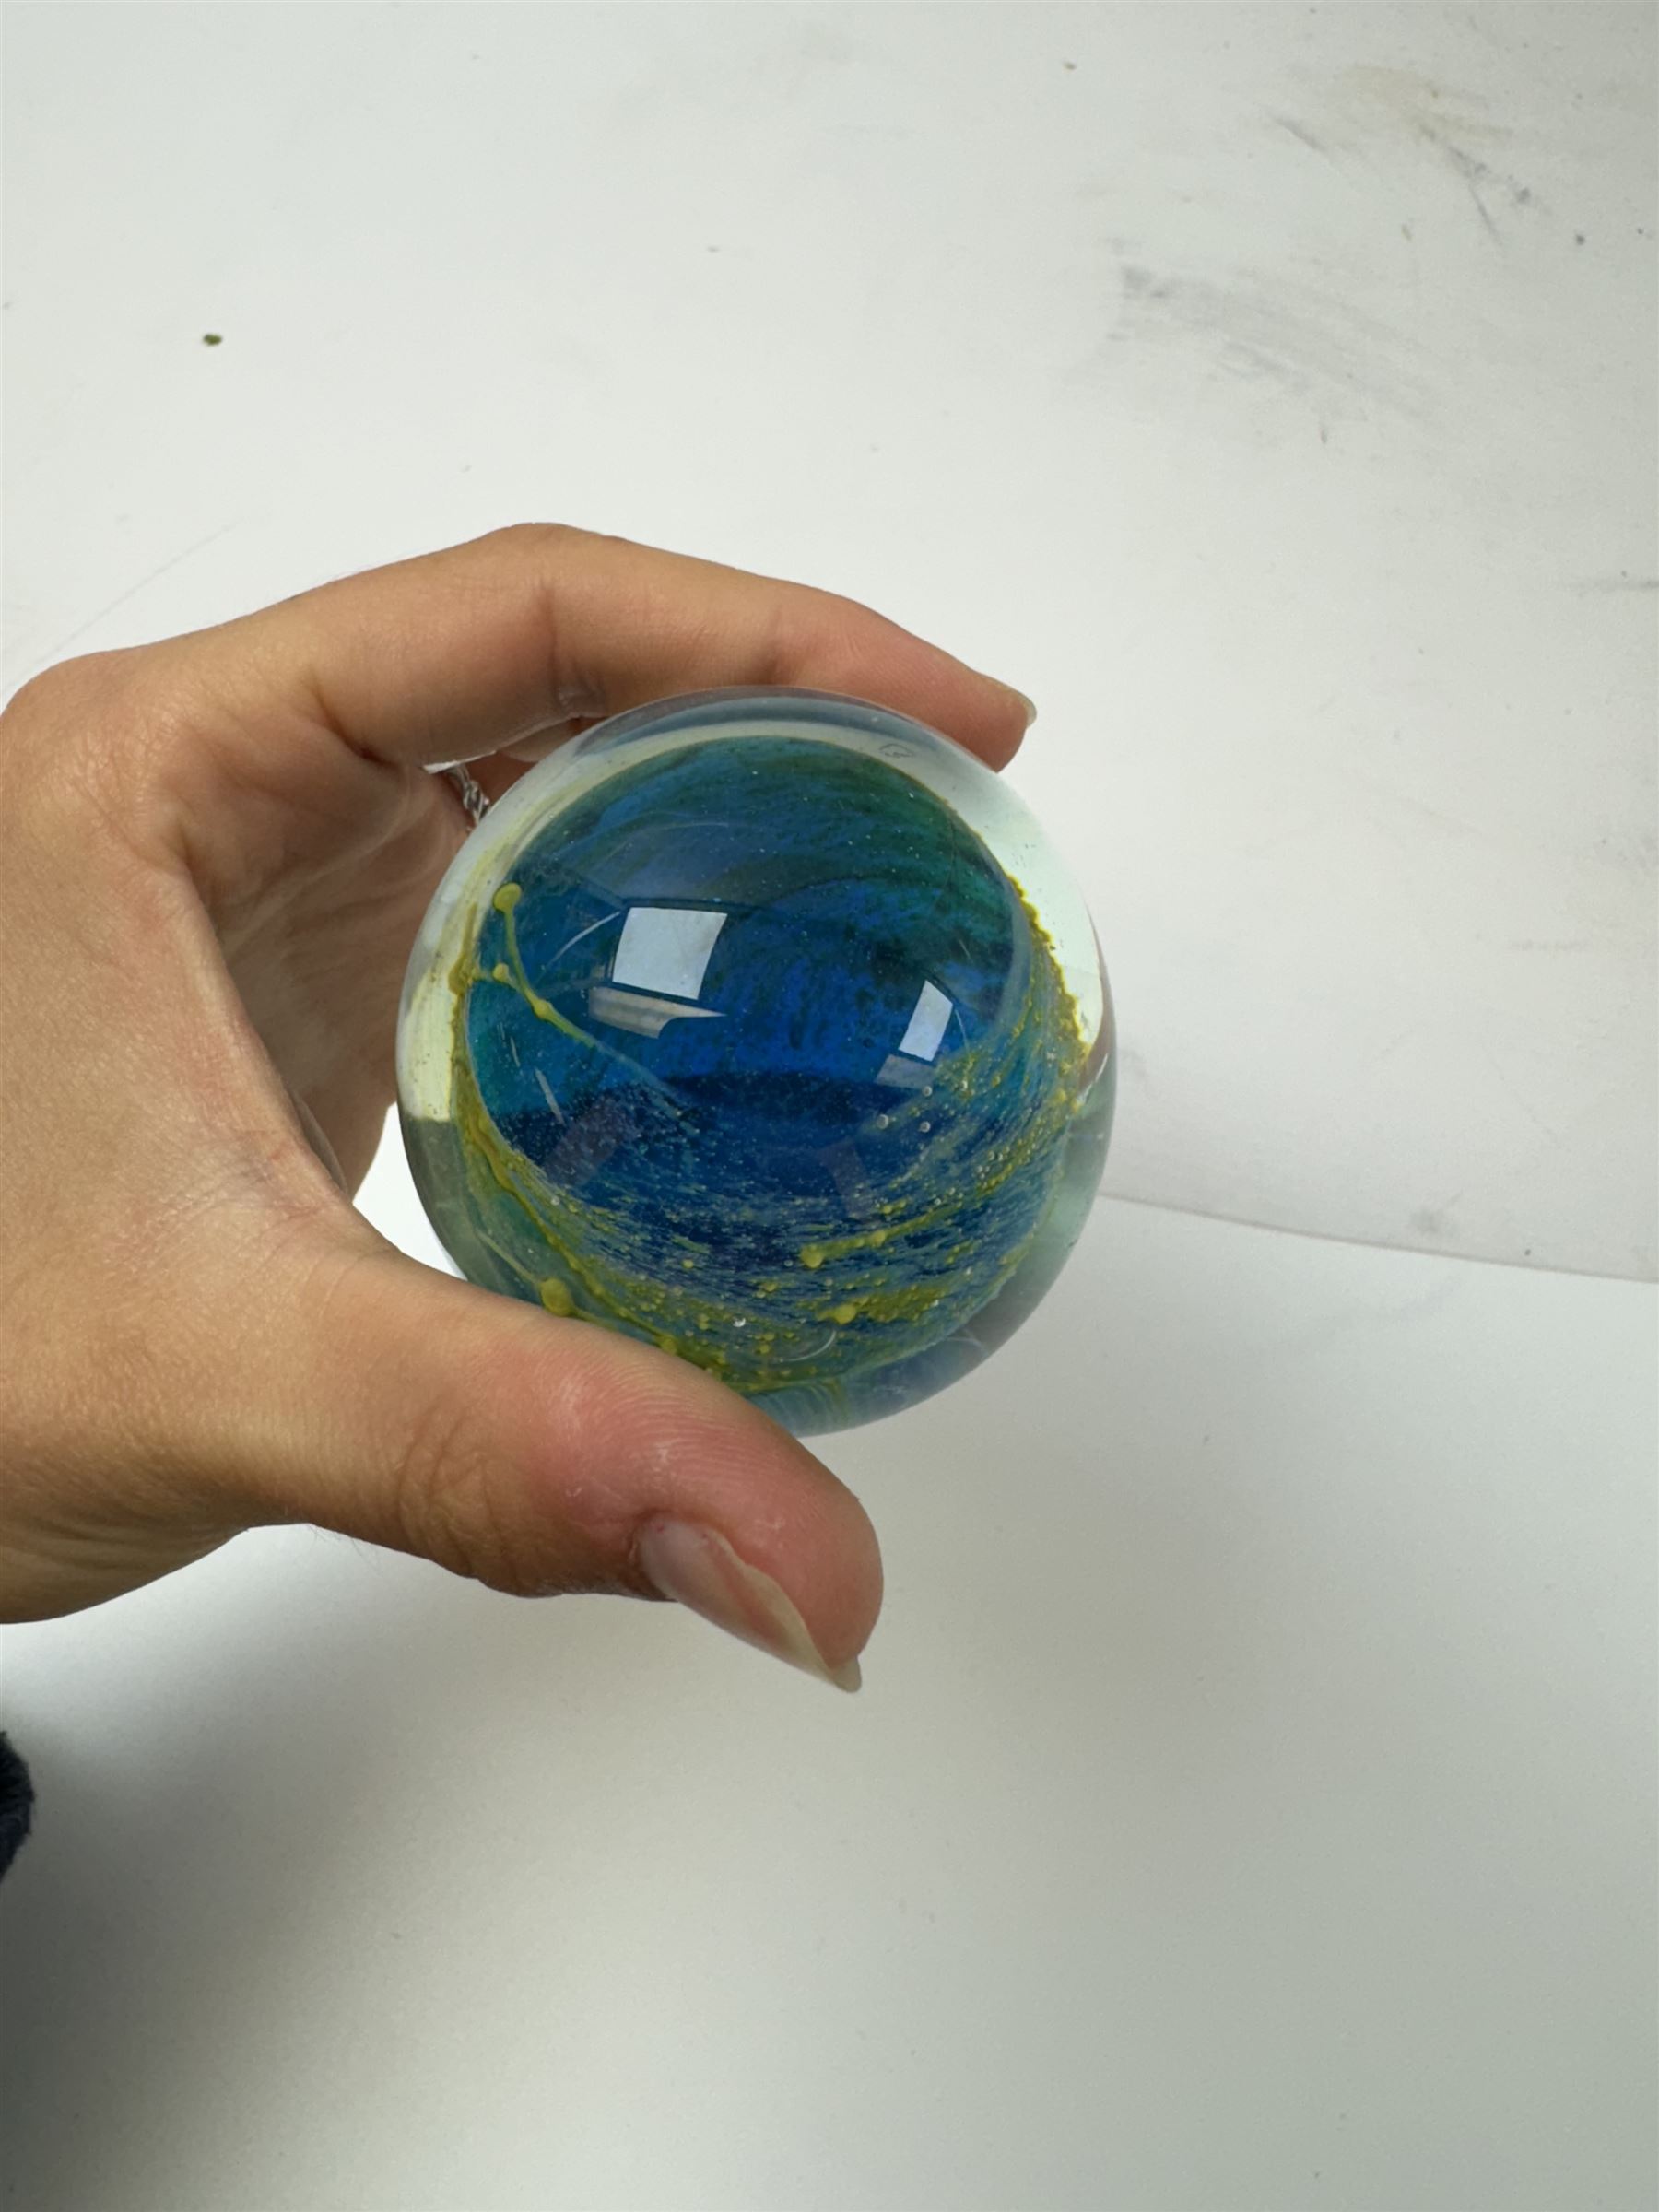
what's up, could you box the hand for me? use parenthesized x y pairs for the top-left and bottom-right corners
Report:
(0, 526), (1030, 1686)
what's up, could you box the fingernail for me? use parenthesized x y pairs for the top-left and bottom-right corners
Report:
(1011, 688), (1038, 727)
(635, 1517), (862, 1692)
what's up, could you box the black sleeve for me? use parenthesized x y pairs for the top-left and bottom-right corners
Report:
(0, 1733), (35, 1877)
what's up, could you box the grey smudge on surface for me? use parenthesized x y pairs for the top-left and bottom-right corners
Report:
(1270, 113), (1335, 159)
(1101, 264), (1429, 418)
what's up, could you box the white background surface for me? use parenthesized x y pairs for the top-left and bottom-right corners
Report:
(2, 7), (1655, 2211)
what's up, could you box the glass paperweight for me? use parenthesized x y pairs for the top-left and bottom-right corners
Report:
(397, 689), (1114, 1434)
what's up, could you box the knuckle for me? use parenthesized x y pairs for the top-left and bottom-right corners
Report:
(767, 586), (887, 691)
(383, 1328), (628, 1600)
(484, 520), (586, 562)
(5, 648), (125, 725)
(1, 646), (197, 838)
(388, 1383), (543, 1595)
(0, 656), (110, 809)
(815, 588), (894, 661)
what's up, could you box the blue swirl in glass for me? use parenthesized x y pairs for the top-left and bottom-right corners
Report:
(397, 690), (1114, 1434)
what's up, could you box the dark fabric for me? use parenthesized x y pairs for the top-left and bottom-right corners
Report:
(0, 1733), (35, 1875)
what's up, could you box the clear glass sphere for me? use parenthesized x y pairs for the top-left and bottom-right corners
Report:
(397, 689), (1114, 1434)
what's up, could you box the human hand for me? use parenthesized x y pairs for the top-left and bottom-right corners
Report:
(0, 527), (1030, 1685)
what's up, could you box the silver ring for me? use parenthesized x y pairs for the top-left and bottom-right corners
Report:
(440, 763), (490, 826)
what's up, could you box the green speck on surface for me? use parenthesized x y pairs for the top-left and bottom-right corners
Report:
(202, 333), (223, 346)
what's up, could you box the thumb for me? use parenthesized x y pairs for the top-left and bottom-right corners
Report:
(225, 1232), (881, 1690)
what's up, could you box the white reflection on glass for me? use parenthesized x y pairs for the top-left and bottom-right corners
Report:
(897, 980), (952, 1061)
(878, 978), (955, 1088)
(613, 906), (727, 998)
(591, 905), (728, 1039)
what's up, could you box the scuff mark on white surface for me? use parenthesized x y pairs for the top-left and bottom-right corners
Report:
(1268, 112), (1339, 161)
(1102, 264), (1427, 420)
(1290, 59), (1550, 244)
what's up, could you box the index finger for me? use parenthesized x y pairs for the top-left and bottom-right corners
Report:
(196, 524), (1035, 773)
